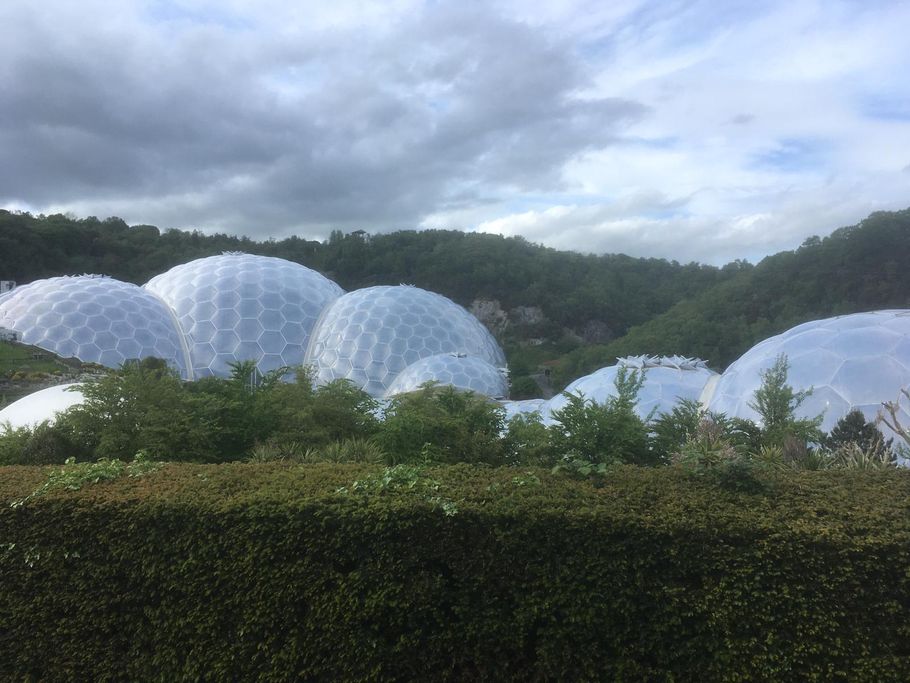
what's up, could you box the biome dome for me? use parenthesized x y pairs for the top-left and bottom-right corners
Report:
(384, 353), (508, 398)
(706, 310), (910, 434)
(546, 355), (718, 421)
(145, 253), (343, 378)
(0, 383), (85, 429)
(0, 276), (191, 377)
(305, 285), (507, 397)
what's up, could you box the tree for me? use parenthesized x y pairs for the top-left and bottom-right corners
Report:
(376, 383), (507, 465)
(748, 354), (823, 447)
(549, 366), (656, 466)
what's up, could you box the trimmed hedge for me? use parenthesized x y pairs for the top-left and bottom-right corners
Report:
(1, 463), (910, 681)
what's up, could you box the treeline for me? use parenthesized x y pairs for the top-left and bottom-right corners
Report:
(0, 210), (737, 345)
(4, 208), (910, 387)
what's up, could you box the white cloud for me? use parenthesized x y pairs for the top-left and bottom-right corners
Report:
(0, 0), (908, 263)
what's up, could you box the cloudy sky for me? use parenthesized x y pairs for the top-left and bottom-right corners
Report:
(1, 0), (908, 264)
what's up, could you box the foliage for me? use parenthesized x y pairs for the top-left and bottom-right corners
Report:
(338, 463), (459, 515)
(748, 354), (823, 447)
(548, 366), (657, 466)
(62, 358), (225, 462)
(650, 398), (706, 462)
(0, 424), (31, 466)
(561, 208), (910, 377)
(2, 463), (910, 681)
(671, 418), (741, 471)
(10, 453), (160, 508)
(303, 437), (387, 464)
(827, 441), (898, 470)
(508, 375), (541, 400)
(503, 411), (554, 466)
(878, 388), (910, 458)
(376, 384), (507, 465)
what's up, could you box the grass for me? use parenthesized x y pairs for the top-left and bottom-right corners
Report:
(0, 340), (70, 377)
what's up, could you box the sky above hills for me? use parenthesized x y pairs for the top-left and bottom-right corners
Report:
(1, 0), (908, 264)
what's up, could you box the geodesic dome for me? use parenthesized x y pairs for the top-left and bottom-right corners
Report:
(305, 285), (506, 397)
(706, 310), (910, 434)
(145, 253), (343, 378)
(0, 276), (191, 377)
(384, 353), (508, 398)
(0, 383), (85, 429)
(547, 355), (718, 421)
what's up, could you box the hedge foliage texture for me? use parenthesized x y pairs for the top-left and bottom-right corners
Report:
(1, 463), (910, 681)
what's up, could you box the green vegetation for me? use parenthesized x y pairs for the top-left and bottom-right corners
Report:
(4, 208), (910, 394)
(2, 462), (909, 681)
(1, 339), (909, 678)
(560, 209), (910, 381)
(0, 339), (68, 378)
(2, 352), (902, 477)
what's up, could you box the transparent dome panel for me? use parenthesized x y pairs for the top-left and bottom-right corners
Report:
(0, 276), (191, 377)
(385, 353), (508, 398)
(547, 356), (717, 421)
(708, 310), (910, 437)
(145, 253), (343, 378)
(305, 285), (506, 397)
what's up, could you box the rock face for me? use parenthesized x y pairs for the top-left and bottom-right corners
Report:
(511, 305), (546, 326)
(469, 299), (509, 335)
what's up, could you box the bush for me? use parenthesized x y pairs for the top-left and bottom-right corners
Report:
(549, 366), (657, 466)
(504, 411), (554, 466)
(1, 464), (909, 681)
(749, 353), (823, 447)
(376, 383), (507, 465)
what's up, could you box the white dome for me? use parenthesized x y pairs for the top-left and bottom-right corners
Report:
(708, 310), (910, 434)
(305, 285), (506, 397)
(145, 253), (343, 378)
(0, 383), (85, 429)
(384, 353), (508, 398)
(0, 276), (191, 377)
(548, 355), (718, 421)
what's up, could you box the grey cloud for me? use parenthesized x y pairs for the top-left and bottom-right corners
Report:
(0, 2), (646, 236)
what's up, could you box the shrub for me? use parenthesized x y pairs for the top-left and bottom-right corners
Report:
(549, 366), (657, 466)
(376, 383), (507, 465)
(1, 464), (909, 681)
(503, 411), (554, 466)
(749, 353), (823, 447)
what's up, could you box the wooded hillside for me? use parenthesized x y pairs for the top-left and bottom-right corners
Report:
(2, 207), (909, 390)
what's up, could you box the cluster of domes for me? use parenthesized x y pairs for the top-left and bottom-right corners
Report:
(4, 252), (910, 440)
(0, 254), (506, 399)
(502, 313), (910, 446)
(306, 285), (506, 397)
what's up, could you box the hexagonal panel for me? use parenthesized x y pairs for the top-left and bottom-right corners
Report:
(709, 311), (910, 438)
(547, 356), (717, 421)
(385, 353), (508, 398)
(145, 253), (343, 378)
(0, 275), (191, 377)
(305, 285), (506, 397)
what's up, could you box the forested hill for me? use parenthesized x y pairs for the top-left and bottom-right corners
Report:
(2, 208), (910, 391)
(0, 211), (737, 345)
(559, 209), (910, 383)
